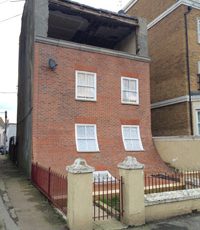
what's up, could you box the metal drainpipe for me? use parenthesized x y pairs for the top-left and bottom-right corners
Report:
(184, 6), (193, 136)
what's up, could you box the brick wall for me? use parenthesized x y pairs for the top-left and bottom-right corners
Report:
(149, 5), (188, 103)
(32, 41), (169, 175)
(188, 8), (200, 93)
(127, 0), (176, 23)
(152, 102), (190, 136)
(149, 5), (191, 136)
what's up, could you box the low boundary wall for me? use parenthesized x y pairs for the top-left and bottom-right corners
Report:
(145, 189), (200, 222)
(153, 136), (200, 170)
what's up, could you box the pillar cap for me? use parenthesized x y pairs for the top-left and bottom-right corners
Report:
(66, 158), (95, 174)
(118, 156), (144, 170)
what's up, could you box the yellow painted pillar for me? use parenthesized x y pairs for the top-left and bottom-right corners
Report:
(66, 158), (94, 230)
(118, 156), (145, 226)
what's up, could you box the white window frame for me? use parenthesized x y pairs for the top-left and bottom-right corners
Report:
(75, 70), (97, 101)
(75, 124), (99, 152)
(121, 125), (144, 151)
(121, 77), (139, 105)
(197, 19), (200, 43)
(196, 110), (200, 136)
(198, 61), (200, 74)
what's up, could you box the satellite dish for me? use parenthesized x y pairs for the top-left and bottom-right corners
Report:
(48, 59), (58, 70)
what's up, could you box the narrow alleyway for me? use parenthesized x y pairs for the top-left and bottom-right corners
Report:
(0, 155), (67, 230)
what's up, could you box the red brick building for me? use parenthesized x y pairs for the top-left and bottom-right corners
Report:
(17, 0), (168, 176)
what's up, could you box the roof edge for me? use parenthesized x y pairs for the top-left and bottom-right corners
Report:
(147, 0), (200, 29)
(123, 0), (138, 13)
(35, 36), (151, 63)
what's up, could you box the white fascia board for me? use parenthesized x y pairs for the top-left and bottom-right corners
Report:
(151, 95), (189, 109)
(151, 95), (200, 109)
(123, 0), (138, 13)
(148, 0), (200, 30)
(192, 95), (200, 101)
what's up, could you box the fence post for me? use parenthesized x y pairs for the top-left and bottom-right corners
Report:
(118, 156), (145, 226)
(48, 167), (51, 199)
(36, 162), (38, 186)
(66, 158), (94, 230)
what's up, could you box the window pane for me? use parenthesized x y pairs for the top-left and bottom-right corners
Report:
(77, 86), (87, 97)
(197, 112), (200, 122)
(198, 124), (200, 135)
(132, 140), (141, 151)
(87, 139), (97, 151)
(84, 87), (94, 98)
(77, 139), (87, 151)
(86, 126), (95, 138)
(129, 92), (137, 102)
(129, 80), (136, 91)
(86, 74), (95, 87)
(123, 127), (130, 139)
(123, 79), (129, 90)
(123, 91), (129, 102)
(77, 73), (86, 85)
(77, 126), (85, 138)
(124, 140), (133, 151)
(130, 127), (138, 138)
(77, 87), (94, 99)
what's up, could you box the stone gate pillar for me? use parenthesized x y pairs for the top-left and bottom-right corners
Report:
(118, 156), (145, 226)
(66, 158), (94, 230)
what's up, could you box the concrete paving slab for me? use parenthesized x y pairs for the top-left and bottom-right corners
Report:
(0, 195), (19, 230)
(93, 219), (127, 230)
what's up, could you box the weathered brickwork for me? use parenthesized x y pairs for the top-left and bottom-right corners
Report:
(127, 0), (176, 23)
(188, 8), (200, 93)
(152, 102), (191, 136)
(149, 5), (188, 103)
(32, 42), (169, 175)
(144, 5), (191, 136)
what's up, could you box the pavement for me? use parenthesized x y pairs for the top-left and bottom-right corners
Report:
(131, 213), (200, 230)
(93, 212), (200, 230)
(1, 154), (200, 230)
(0, 155), (67, 230)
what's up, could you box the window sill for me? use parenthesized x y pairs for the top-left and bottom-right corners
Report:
(77, 150), (100, 153)
(125, 149), (145, 152)
(75, 99), (97, 102)
(121, 102), (139, 105)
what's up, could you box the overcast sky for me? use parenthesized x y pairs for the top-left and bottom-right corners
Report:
(0, 0), (130, 123)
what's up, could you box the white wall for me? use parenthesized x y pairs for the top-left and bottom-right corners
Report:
(0, 126), (4, 146)
(6, 123), (16, 149)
